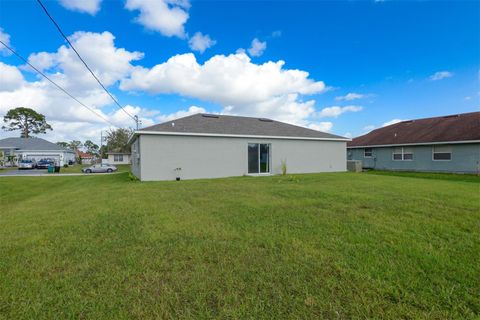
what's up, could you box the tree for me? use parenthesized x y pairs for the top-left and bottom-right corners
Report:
(56, 141), (69, 149)
(2, 107), (52, 138)
(84, 140), (99, 155)
(68, 140), (83, 151)
(105, 128), (133, 153)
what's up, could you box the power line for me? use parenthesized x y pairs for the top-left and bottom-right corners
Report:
(0, 40), (117, 128)
(36, 0), (139, 128)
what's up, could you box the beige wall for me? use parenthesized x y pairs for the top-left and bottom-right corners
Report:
(107, 154), (131, 165)
(135, 134), (346, 181)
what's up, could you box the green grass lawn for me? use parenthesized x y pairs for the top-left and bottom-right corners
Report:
(59, 164), (131, 174)
(0, 172), (478, 319)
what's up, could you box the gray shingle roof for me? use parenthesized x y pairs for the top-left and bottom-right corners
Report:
(140, 114), (348, 140)
(0, 137), (72, 151)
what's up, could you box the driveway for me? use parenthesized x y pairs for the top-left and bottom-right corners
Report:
(0, 169), (48, 176)
(0, 169), (121, 177)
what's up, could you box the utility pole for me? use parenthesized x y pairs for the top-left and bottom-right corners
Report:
(134, 115), (141, 130)
(100, 130), (103, 163)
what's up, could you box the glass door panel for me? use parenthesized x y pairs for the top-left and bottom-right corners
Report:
(259, 144), (270, 173)
(248, 143), (259, 173)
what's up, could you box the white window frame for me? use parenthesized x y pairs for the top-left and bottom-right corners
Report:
(114, 154), (124, 162)
(392, 147), (413, 161)
(432, 146), (452, 161)
(364, 148), (373, 158)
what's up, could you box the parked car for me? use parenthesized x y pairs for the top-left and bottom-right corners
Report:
(36, 158), (55, 169)
(18, 159), (36, 170)
(82, 163), (117, 173)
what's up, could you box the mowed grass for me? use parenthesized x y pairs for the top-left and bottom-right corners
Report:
(59, 164), (131, 174)
(0, 172), (479, 319)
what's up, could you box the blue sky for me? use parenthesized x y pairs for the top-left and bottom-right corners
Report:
(0, 0), (478, 142)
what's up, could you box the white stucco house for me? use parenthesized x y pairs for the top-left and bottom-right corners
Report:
(129, 113), (349, 181)
(0, 137), (76, 166)
(105, 152), (131, 165)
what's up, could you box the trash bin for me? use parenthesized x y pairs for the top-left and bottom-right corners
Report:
(54, 166), (60, 173)
(47, 165), (55, 173)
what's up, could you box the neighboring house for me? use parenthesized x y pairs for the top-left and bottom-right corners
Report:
(0, 137), (76, 166)
(106, 152), (131, 165)
(347, 112), (480, 173)
(76, 150), (96, 164)
(129, 113), (349, 181)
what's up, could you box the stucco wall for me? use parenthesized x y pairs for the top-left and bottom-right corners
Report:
(347, 143), (480, 173)
(131, 139), (141, 178)
(107, 154), (131, 165)
(135, 134), (346, 181)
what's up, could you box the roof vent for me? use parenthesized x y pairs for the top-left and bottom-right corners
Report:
(258, 118), (273, 122)
(202, 114), (219, 118)
(443, 114), (459, 119)
(171, 122), (175, 127)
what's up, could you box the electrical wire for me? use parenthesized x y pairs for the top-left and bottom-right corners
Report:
(0, 39), (117, 128)
(36, 0), (137, 124)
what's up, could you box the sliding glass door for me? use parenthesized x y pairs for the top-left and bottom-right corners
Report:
(248, 143), (270, 174)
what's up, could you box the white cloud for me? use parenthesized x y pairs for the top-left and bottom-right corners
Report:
(0, 62), (24, 91)
(335, 92), (372, 101)
(308, 122), (333, 132)
(362, 124), (376, 132)
(316, 105), (363, 118)
(343, 132), (352, 138)
(120, 52), (326, 126)
(248, 38), (267, 57)
(0, 31), (149, 143)
(58, 0), (102, 15)
(429, 71), (454, 81)
(382, 119), (404, 127)
(272, 30), (282, 38)
(26, 31), (143, 94)
(125, 0), (190, 38)
(156, 106), (206, 123)
(188, 32), (216, 53)
(0, 28), (12, 56)
(464, 96), (471, 101)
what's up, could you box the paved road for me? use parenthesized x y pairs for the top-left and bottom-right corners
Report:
(0, 169), (48, 176)
(0, 169), (119, 177)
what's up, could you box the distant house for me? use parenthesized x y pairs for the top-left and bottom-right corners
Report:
(129, 113), (349, 181)
(76, 150), (96, 164)
(106, 152), (131, 165)
(347, 112), (480, 173)
(0, 137), (76, 166)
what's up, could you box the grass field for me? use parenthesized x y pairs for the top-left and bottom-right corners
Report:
(59, 164), (131, 174)
(0, 171), (478, 319)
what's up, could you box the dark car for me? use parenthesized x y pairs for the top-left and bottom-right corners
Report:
(36, 158), (55, 169)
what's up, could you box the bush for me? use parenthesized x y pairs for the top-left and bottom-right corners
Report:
(128, 171), (139, 182)
(63, 164), (69, 168)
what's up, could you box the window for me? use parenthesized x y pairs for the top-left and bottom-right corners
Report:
(364, 148), (373, 158)
(114, 154), (123, 162)
(392, 147), (413, 161)
(248, 143), (270, 174)
(433, 145), (451, 161)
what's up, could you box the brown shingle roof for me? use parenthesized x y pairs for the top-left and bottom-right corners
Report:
(348, 112), (480, 147)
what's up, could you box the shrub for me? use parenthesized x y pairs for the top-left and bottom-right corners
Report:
(63, 164), (69, 168)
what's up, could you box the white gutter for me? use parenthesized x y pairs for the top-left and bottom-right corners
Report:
(131, 130), (351, 142)
(347, 140), (480, 148)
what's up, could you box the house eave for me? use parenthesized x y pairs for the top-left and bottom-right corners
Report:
(347, 139), (480, 148)
(132, 130), (351, 142)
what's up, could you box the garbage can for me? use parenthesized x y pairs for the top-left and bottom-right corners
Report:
(54, 166), (60, 173)
(47, 165), (55, 173)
